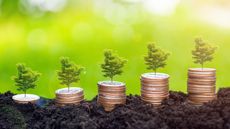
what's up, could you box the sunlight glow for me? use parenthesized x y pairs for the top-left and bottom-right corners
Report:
(29, 0), (67, 12)
(198, 6), (230, 28)
(143, 0), (180, 16)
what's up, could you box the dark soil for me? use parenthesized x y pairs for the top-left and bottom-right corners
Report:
(1, 88), (230, 129)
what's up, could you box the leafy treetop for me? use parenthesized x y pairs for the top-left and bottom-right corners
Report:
(144, 43), (170, 74)
(192, 38), (217, 69)
(101, 49), (127, 82)
(57, 57), (84, 91)
(13, 63), (40, 97)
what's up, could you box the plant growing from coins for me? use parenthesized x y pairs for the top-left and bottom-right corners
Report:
(13, 63), (40, 97)
(144, 43), (170, 75)
(192, 38), (217, 70)
(101, 49), (127, 82)
(58, 57), (84, 92)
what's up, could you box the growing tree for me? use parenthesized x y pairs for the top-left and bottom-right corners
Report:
(192, 38), (217, 69)
(58, 57), (84, 92)
(101, 49), (127, 82)
(13, 63), (40, 97)
(144, 43), (170, 75)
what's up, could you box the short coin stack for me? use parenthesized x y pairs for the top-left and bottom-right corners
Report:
(12, 94), (40, 104)
(97, 81), (126, 111)
(141, 73), (169, 106)
(55, 87), (84, 106)
(188, 68), (216, 105)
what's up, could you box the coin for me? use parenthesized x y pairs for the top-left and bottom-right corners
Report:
(140, 73), (169, 106)
(141, 87), (169, 92)
(97, 81), (126, 112)
(55, 87), (84, 106)
(188, 68), (216, 72)
(188, 96), (216, 103)
(187, 68), (216, 105)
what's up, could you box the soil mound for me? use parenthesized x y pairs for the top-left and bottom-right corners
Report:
(1, 88), (230, 129)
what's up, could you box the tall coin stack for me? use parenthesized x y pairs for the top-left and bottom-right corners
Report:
(141, 73), (169, 106)
(55, 87), (84, 106)
(97, 81), (126, 111)
(188, 68), (216, 105)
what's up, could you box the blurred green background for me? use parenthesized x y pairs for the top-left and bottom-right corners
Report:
(0, 0), (230, 99)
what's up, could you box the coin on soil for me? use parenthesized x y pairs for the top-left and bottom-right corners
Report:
(55, 87), (84, 106)
(140, 73), (169, 106)
(187, 68), (216, 105)
(97, 81), (126, 111)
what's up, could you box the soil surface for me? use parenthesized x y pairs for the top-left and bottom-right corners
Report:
(1, 88), (230, 129)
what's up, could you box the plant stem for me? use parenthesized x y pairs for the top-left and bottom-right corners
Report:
(202, 63), (203, 70)
(111, 77), (113, 83)
(24, 91), (26, 98)
(68, 84), (70, 92)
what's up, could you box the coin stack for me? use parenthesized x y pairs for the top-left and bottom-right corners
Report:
(97, 81), (126, 111)
(12, 94), (40, 104)
(188, 68), (216, 105)
(55, 87), (84, 106)
(141, 73), (169, 106)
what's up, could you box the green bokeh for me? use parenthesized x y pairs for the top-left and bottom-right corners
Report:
(0, 0), (230, 100)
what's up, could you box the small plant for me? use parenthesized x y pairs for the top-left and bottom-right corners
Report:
(13, 63), (40, 97)
(192, 38), (217, 69)
(101, 49), (127, 82)
(58, 57), (84, 92)
(144, 43), (170, 75)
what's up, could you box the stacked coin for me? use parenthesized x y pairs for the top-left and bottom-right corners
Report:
(55, 87), (84, 106)
(97, 81), (126, 111)
(188, 68), (216, 105)
(141, 73), (169, 106)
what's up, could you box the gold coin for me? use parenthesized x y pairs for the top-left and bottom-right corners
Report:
(98, 85), (126, 89)
(141, 87), (169, 91)
(141, 77), (168, 83)
(188, 82), (215, 85)
(97, 81), (126, 111)
(188, 68), (216, 72)
(98, 99), (125, 105)
(55, 99), (83, 104)
(141, 93), (168, 98)
(140, 73), (169, 105)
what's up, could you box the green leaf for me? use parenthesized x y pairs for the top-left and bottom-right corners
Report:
(101, 49), (127, 81)
(144, 43), (170, 73)
(192, 38), (217, 68)
(57, 57), (84, 87)
(13, 63), (40, 94)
